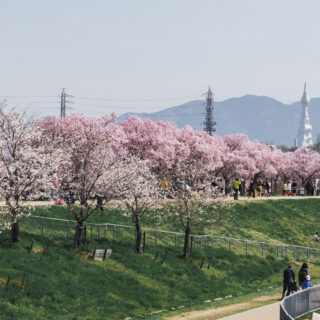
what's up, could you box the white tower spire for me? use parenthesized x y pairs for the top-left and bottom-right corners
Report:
(296, 83), (313, 148)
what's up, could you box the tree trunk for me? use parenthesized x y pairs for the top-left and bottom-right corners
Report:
(182, 218), (191, 259)
(74, 223), (85, 248)
(225, 179), (229, 195)
(11, 217), (19, 243)
(135, 215), (143, 254)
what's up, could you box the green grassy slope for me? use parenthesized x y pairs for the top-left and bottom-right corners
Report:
(217, 199), (320, 246)
(35, 199), (320, 246)
(1, 199), (320, 319)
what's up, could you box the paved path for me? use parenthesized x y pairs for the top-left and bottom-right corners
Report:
(218, 302), (280, 320)
(167, 295), (281, 320)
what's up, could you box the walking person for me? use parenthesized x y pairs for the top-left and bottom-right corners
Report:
(302, 275), (312, 290)
(287, 181), (292, 196)
(249, 180), (256, 198)
(282, 264), (295, 299)
(298, 262), (309, 288)
(264, 180), (270, 196)
(282, 182), (288, 196)
(233, 178), (241, 200)
(96, 195), (104, 213)
(292, 181), (297, 196)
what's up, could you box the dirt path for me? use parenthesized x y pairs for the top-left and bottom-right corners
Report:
(1, 195), (319, 208)
(166, 294), (281, 320)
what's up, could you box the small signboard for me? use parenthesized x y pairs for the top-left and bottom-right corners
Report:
(91, 249), (112, 261)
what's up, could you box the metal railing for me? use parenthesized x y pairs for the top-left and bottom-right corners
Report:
(280, 285), (320, 319)
(20, 215), (320, 262)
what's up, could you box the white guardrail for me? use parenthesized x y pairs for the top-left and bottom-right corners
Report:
(280, 285), (320, 319)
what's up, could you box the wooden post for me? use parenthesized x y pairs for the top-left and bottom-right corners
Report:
(44, 242), (50, 253)
(228, 240), (231, 252)
(113, 226), (116, 240)
(200, 257), (205, 269)
(307, 248), (310, 261)
(261, 243), (264, 257)
(29, 240), (34, 254)
(159, 250), (168, 265)
(155, 232), (158, 248)
(5, 274), (11, 288)
(153, 251), (159, 262)
(67, 221), (70, 239)
(41, 220), (44, 237)
(211, 237), (214, 248)
(103, 249), (107, 261)
(245, 241), (248, 255)
(97, 226), (100, 239)
(20, 272), (26, 289)
(82, 226), (87, 246)
(174, 234), (177, 247)
(92, 247), (96, 259)
(285, 247), (287, 257)
(104, 226), (107, 239)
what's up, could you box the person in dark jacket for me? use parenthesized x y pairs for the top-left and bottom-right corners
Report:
(282, 264), (295, 299)
(298, 262), (309, 288)
(249, 180), (256, 198)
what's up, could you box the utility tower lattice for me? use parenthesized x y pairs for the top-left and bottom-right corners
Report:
(60, 88), (74, 118)
(203, 86), (216, 135)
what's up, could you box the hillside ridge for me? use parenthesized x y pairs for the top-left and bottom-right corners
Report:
(118, 95), (320, 146)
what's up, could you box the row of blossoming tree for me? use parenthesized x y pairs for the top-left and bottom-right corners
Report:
(1, 106), (320, 257)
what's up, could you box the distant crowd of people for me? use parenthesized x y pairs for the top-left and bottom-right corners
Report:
(282, 181), (318, 196)
(233, 179), (272, 200)
(231, 178), (320, 200)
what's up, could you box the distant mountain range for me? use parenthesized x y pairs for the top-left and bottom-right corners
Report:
(118, 95), (320, 146)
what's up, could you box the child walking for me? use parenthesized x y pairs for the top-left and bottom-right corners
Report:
(302, 275), (312, 290)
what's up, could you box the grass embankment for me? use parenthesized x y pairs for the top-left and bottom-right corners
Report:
(1, 199), (320, 319)
(41, 198), (320, 247)
(34, 198), (320, 244)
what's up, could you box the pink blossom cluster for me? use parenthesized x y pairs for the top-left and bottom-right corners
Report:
(121, 116), (320, 186)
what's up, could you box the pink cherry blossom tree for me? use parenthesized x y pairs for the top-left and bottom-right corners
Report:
(287, 148), (320, 185)
(38, 114), (140, 248)
(121, 116), (185, 178)
(123, 160), (159, 253)
(249, 141), (277, 180)
(164, 127), (225, 259)
(0, 106), (51, 242)
(216, 134), (257, 193)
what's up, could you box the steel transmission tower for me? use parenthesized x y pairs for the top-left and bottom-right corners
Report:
(60, 88), (74, 118)
(203, 86), (216, 135)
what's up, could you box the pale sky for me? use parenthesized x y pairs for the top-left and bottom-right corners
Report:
(0, 0), (319, 117)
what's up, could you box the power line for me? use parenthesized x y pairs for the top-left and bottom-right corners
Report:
(1, 93), (201, 102)
(0, 95), (59, 98)
(73, 95), (200, 102)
